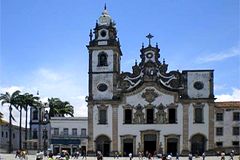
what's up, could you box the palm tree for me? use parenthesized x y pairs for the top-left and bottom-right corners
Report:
(22, 93), (39, 149)
(14, 94), (26, 150)
(48, 98), (74, 118)
(58, 101), (74, 117)
(0, 90), (21, 153)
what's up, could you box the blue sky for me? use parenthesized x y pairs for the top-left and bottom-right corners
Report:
(0, 0), (239, 124)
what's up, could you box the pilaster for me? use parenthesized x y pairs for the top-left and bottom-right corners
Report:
(208, 102), (215, 152)
(87, 104), (94, 155)
(182, 103), (189, 155)
(112, 104), (118, 153)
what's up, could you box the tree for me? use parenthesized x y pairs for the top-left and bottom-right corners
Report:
(48, 98), (74, 118)
(0, 90), (21, 153)
(22, 93), (39, 149)
(14, 94), (27, 150)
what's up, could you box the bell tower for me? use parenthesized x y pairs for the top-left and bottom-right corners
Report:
(87, 5), (122, 101)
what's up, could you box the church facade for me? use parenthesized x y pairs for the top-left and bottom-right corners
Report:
(86, 7), (216, 156)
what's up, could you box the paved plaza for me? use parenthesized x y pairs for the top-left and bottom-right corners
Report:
(0, 154), (239, 160)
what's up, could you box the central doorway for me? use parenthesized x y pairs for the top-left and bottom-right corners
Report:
(95, 135), (111, 156)
(144, 134), (156, 155)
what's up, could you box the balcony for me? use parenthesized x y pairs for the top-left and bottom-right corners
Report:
(51, 132), (87, 139)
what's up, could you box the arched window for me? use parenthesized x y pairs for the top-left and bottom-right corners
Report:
(98, 52), (108, 66)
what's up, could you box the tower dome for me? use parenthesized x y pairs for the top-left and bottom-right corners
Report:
(98, 5), (112, 26)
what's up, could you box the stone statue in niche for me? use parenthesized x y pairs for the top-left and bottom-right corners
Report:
(133, 104), (145, 124)
(155, 104), (167, 124)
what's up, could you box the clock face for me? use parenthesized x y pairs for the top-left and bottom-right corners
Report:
(146, 52), (153, 59)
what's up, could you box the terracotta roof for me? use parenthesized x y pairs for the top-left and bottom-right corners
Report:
(215, 101), (240, 109)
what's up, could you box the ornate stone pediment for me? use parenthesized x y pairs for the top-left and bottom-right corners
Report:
(142, 89), (158, 103)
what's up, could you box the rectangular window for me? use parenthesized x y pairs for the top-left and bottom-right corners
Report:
(147, 109), (154, 124)
(13, 133), (15, 139)
(1, 131), (3, 137)
(216, 142), (223, 147)
(232, 141), (239, 146)
(216, 113), (223, 121)
(33, 130), (38, 139)
(233, 127), (240, 136)
(53, 128), (59, 136)
(63, 128), (68, 136)
(33, 110), (38, 120)
(168, 108), (176, 123)
(6, 132), (8, 138)
(195, 108), (203, 123)
(81, 128), (86, 136)
(233, 112), (240, 121)
(72, 128), (77, 136)
(99, 110), (107, 124)
(216, 127), (223, 136)
(124, 109), (132, 124)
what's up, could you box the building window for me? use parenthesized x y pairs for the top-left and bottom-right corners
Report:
(33, 110), (38, 120)
(194, 107), (203, 123)
(98, 52), (108, 66)
(6, 132), (8, 138)
(216, 127), (223, 136)
(146, 108), (154, 124)
(72, 128), (77, 136)
(33, 129), (38, 139)
(216, 142), (223, 147)
(81, 128), (86, 136)
(124, 109), (132, 124)
(13, 133), (15, 139)
(233, 127), (240, 136)
(42, 130), (48, 139)
(1, 131), (3, 137)
(232, 141), (239, 146)
(99, 109), (107, 124)
(233, 112), (240, 121)
(53, 128), (59, 136)
(216, 113), (223, 121)
(63, 128), (69, 136)
(168, 108), (176, 123)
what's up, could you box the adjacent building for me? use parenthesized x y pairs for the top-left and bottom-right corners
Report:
(49, 117), (88, 155)
(0, 119), (26, 152)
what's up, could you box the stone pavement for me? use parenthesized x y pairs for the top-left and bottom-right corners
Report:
(0, 154), (239, 160)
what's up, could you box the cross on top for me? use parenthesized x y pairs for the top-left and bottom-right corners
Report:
(146, 33), (154, 46)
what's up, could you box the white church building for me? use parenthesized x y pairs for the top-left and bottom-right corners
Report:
(86, 7), (223, 156)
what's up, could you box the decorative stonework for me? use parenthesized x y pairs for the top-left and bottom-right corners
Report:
(155, 104), (167, 124)
(142, 89), (158, 103)
(133, 104), (145, 124)
(97, 104), (109, 110)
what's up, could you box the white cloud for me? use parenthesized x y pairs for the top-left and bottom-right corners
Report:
(216, 88), (240, 102)
(197, 47), (240, 63)
(0, 67), (88, 126)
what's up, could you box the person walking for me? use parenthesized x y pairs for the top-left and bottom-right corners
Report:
(202, 152), (205, 160)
